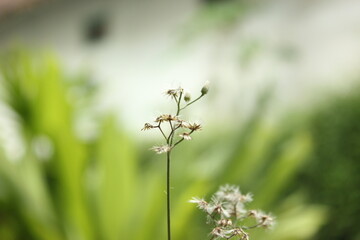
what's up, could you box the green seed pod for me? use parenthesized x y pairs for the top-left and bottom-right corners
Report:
(184, 92), (191, 102)
(201, 81), (210, 95)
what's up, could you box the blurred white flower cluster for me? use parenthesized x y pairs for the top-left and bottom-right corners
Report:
(190, 185), (275, 240)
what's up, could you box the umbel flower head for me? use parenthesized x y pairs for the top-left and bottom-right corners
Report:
(190, 185), (275, 240)
(142, 83), (208, 154)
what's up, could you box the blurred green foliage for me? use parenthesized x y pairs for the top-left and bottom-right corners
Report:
(0, 50), (328, 240)
(298, 87), (360, 240)
(184, 1), (360, 238)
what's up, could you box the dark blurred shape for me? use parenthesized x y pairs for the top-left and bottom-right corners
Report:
(299, 86), (360, 240)
(0, 0), (45, 20)
(84, 14), (107, 43)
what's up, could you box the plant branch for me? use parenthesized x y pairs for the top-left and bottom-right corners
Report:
(180, 93), (204, 111)
(174, 130), (195, 147)
(169, 125), (181, 146)
(158, 125), (168, 141)
(176, 91), (183, 115)
(242, 223), (262, 230)
(145, 85), (208, 240)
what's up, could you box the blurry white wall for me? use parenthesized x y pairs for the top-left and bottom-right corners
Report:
(0, 0), (360, 132)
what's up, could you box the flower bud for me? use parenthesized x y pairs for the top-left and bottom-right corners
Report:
(201, 81), (210, 95)
(218, 219), (227, 227)
(184, 92), (191, 102)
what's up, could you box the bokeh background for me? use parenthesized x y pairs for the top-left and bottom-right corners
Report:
(0, 0), (360, 239)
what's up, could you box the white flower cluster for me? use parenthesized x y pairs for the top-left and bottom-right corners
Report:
(190, 185), (275, 240)
(142, 84), (208, 154)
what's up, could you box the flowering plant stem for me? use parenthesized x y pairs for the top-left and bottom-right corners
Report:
(165, 92), (203, 240)
(166, 151), (171, 240)
(142, 84), (209, 240)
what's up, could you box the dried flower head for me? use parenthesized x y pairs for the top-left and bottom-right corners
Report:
(190, 185), (275, 240)
(239, 193), (253, 203)
(217, 219), (232, 227)
(248, 210), (258, 218)
(165, 87), (183, 99)
(228, 228), (249, 240)
(256, 212), (275, 229)
(211, 227), (227, 239)
(187, 122), (202, 131)
(175, 119), (190, 128)
(141, 123), (155, 131)
(155, 114), (178, 123)
(189, 197), (208, 210)
(150, 145), (171, 154)
(179, 132), (192, 140)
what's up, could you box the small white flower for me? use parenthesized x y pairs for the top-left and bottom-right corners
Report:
(211, 202), (231, 218)
(248, 209), (260, 218)
(165, 87), (183, 99)
(179, 132), (192, 140)
(210, 227), (227, 238)
(234, 203), (247, 218)
(150, 145), (171, 154)
(249, 210), (275, 228)
(155, 114), (178, 123)
(186, 122), (202, 131)
(227, 228), (249, 240)
(217, 219), (232, 227)
(176, 119), (190, 128)
(191, 185), (276, 239)
(141, 123), (155, 131)
(189, 197), (207, 207)
(215, 184), (240, 201)
(259, 213), (275, 229)
(239, 193), (253, 203)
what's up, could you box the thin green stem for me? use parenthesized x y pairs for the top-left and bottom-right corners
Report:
(242, 223), (261, 230)
(165, 91), (182, 240)
(180, 94), (204, 111)
(163, 89), (204, 240)
(169, 94), (183, 146)
(169, 121), (174, 132)
(166, 150), (171, 240)
(169, 121), (176, 146)
(158, 125), (167, 141)
(173, 138), (184, 148)
(176, 91), (183, 115)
